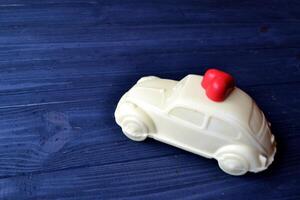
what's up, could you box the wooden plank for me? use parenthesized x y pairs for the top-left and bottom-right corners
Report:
(1, 22), (300, 48)
(0, 48), (299, 108)
(0, 83), (298, 179)
(0, 1), (299, 48)
(0, 0), (300, 25)
(0, 98), (183, 178)
(0, 142), (299, 199)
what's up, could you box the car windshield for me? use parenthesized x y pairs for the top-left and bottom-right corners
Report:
(249, 103), (263, 133)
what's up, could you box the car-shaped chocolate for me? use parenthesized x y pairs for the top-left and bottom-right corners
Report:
(114, 69), (276, 175)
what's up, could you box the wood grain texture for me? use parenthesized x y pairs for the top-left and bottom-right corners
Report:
(0, 0), (299, 199)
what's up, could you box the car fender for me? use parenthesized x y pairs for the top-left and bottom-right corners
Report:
(115, 101), (156, 134)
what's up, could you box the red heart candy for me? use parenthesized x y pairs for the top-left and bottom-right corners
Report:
(201, 69), (235, 102)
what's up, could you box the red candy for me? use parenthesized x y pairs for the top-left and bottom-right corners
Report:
(201, 69), (235, 102)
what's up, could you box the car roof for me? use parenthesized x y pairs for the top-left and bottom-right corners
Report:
(167, 75), (254, 126)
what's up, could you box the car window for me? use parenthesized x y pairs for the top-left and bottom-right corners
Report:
(208, 117), (237, 138)
(169, 107), (205, 127)
(250, 103), (263, 133)
(167, 80), (186, 102)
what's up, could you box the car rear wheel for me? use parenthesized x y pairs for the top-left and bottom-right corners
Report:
(121, 116), (148, 141)
(217, 153), (249, 176)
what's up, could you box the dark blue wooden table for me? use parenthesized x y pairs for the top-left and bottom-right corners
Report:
(0, 0), (299, 199)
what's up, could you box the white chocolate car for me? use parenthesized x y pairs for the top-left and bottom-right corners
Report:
(114, 69), (276, 176)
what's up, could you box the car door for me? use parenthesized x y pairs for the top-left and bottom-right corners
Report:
(205, 116), (240, 151)
(154, 107), (216, 157)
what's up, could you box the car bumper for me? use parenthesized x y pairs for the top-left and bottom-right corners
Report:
(254, 141), (276, 173)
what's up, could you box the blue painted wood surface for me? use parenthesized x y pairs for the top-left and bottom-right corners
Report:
(0, 0), (299, 199)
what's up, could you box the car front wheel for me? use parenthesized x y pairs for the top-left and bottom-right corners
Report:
(217, 153), (249, 176)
